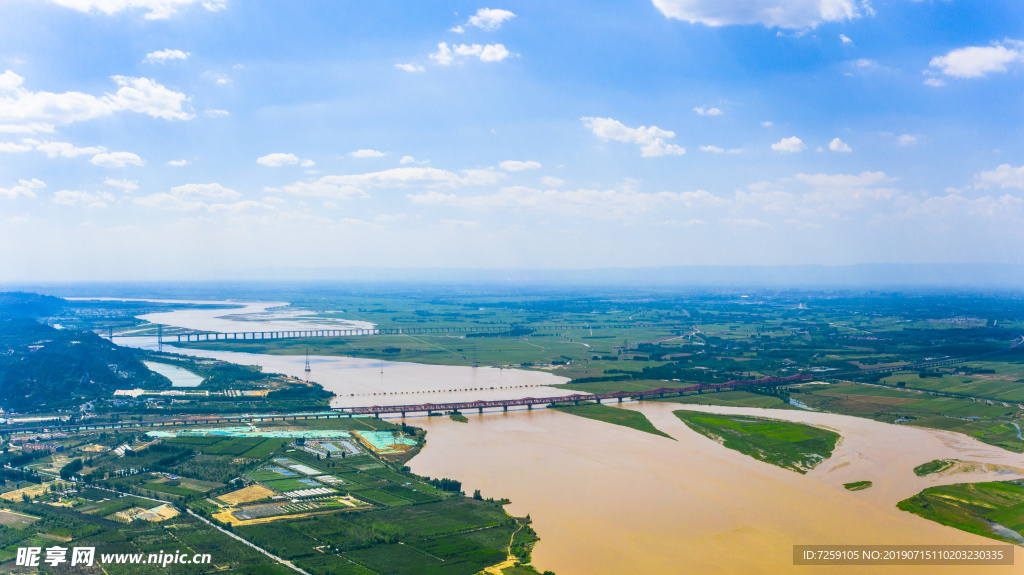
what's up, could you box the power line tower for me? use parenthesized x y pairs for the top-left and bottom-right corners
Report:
(304, 347), (312, 381)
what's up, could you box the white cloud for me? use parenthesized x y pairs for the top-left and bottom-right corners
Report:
(25, 139), (106, 158)
(975, 164), (1024, 189)
(204, 71), (230, 85)
(771, 136), (806, 154)
(45, 0), (226, 19)
(923, 78), (946, 87)
(0, 71), (193, 133)
(400, 155), (415, 164)
(169, 183), (238, 199)
(430, 43), (453, 66)
(793, 171), (892, 187)
(300, 159), (315, 168)
(91, 151), (143, 167)
(0, 141), (33, 153)
(693, 106), (723, 116)
(103, 178), (138, 191)
(167, 159), (189, 166)
(134, 181), (273, 213)
(204, 109), (229, 118)
(317, 167), (503, 190)
(144, 49), (190, 64)
(267, 180), (368, 199)
(581, 116), (685, 157)
(257, 152), (300, 167)
(541, 176), (564, 187)
(449, 25), (465, 34)
(395, 63), (425, 72)
(897, 134), (917, 146)
(929, 41), (1024, 78)
(828, 137), (852, 152)
(440, 219), (482, 229)
(431, 42), (510, 65)
(466, 8), (516, 31)
(722, 218), (770, 228)
(350, 149), (386, 158)
(500, 160), (542, 172)
(0, 178), (44, 199)
(839, 34), (853, 45)
(52, 189), (114, 207)
(700, 145), (724, 153)
(408, 186), (724, 220)
(651, 0), (866, 29)
(761, 121), (773, 127)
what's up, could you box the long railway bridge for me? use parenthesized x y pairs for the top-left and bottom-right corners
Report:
(166, 323), (657, 343)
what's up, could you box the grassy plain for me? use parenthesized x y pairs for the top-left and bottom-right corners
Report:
(897, 481), (1024, 544)
(674, 411), (839, 473)
(553, 403), (672, 438)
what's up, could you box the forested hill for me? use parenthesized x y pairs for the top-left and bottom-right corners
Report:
(0, 292), (169, 412)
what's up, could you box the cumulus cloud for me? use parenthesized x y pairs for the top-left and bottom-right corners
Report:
(839, 34), (853, 45)
(45, 0), (226, 20)
(0, 141), (32, 153)
(440, 219), (482, 229)
(204, 109), (229, 118)
(408, 186), (724, 220)
(52, 189), (114, 207)
(700, 145), (724, 153)
(466, 8), (516, 31)
(430, 42), (510, 65)
(897, 134), (917, 146)
(929, 41), (1024, 78)
(581, 116), (685, 157)
(0, 178), (44, 199)
(350, 149), (386, 158)
(267, 180), (368, 199)
(24, 139), (106, 158)
(693, 106), (723, 116)
(134, 181), (273, 212)
(167, 159), (189, 166)
(144, 49), (190, 64)
(923, 78), (946, 87)
(0, 71), (193, 133)
(771, 136), (806, 153)
(828, 138), (852, 152)
(104, 178), (138, 191)
(169, 183), (238, 199)
(400, 155), (415, 164)
(395, 63), (425, 72)
(651, 0), (866, 29)
(793, 171), (892, 187)
(761, 121), (773, 127)
(91, 151), (143, 167)
(257, 152), (300, 167)
(975, 164), (1024, 189)
(541, 176), (564, 187)
(499, 160), (542, 172)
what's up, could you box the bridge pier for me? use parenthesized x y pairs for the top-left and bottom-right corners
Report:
(478, 407), (483, 414)
(400, 412), (405, 418)
(527, 404), (533, 410)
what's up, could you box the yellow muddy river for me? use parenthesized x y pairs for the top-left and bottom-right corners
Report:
(408, 402), (1024, 574)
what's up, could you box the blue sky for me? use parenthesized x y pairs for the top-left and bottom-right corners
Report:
(1, 0), (1022, 280)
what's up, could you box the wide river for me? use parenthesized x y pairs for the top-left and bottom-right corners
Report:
(110, 299), (1024, 573)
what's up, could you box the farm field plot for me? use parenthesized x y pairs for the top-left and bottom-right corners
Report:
(0, 509), (39, 528)
(353, 489), (413, 506)
(264, 478), (323, 493)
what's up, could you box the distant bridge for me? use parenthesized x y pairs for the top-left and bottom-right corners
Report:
(338, 373), (814, 418)
(166, 323), (657, 343)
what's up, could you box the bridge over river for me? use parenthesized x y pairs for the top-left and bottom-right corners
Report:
(167, 323), (657, 343)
